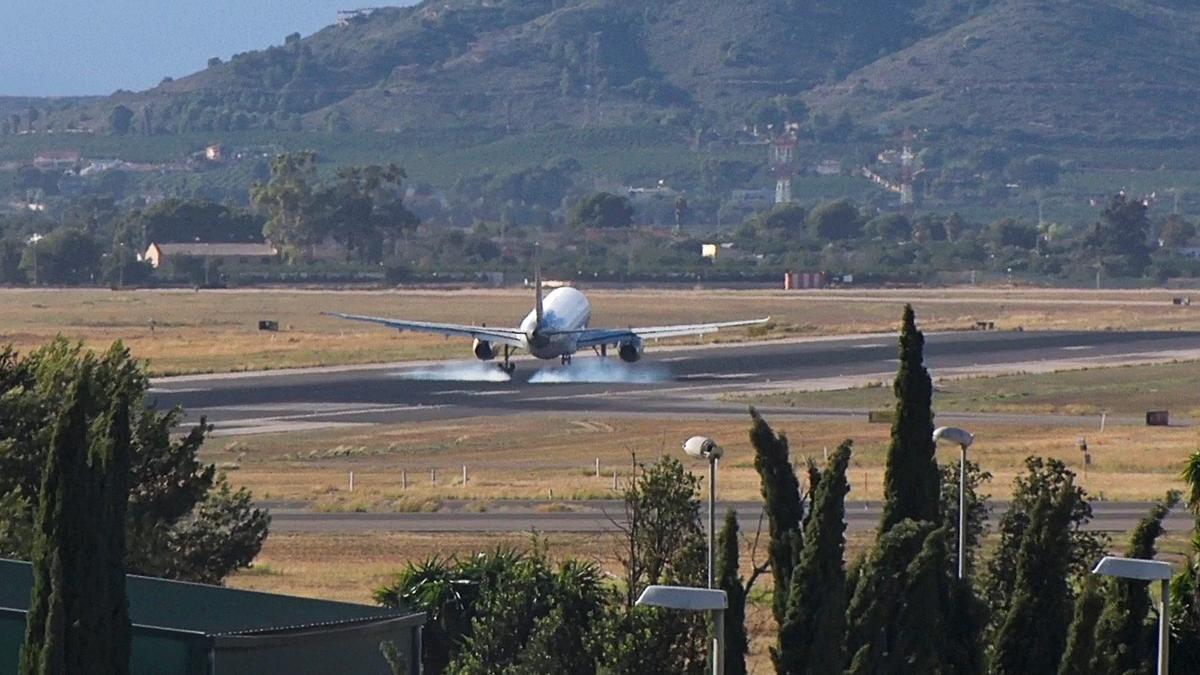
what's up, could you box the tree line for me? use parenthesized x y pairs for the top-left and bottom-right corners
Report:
(380, 306), (1200, 674)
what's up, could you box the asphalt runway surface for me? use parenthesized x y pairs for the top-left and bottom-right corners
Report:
(148, 329), (1200, 435)
(264, 499), (1195, 534)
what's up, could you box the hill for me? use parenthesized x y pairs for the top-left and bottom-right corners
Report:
(807, 0), (1200, 142)
(9, 0), (1200, 144)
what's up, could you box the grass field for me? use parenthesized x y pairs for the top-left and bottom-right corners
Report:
(744, 360), (1200, 418)
(207, 410), (1196, 507)
(4, 286), (1200, 375)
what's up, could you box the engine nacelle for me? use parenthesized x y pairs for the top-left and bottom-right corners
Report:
(473, 339), (496, 361)
(617, 338), (644, 363)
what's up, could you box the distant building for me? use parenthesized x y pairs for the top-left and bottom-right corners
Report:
(814, 159), (842, 176)
(32, 149), (81, 169)
(145, 242), (278, 269)
(701, 243), (720, 260)
(204, 143), (226, 162)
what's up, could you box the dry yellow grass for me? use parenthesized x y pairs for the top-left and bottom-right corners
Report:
(3, 286), (1200, 374)
(227, 529), (880, 673)
(228, 528), (1197, 674)
(210, 413), (1197, 505)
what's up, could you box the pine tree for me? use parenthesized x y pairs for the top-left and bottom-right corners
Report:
(775, 440), (851, 675)
(749, 408), (804, 624)
(991, 484), (1077, 675)
(880, 304), (940, 533)
(1093, 492), (1180, 675)
(716, 509), (747, 675)
(1058, 577), (1105, 675)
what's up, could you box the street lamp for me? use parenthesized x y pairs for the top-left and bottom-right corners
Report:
(683, 435), (723, 589)
(1093, 556), (1172, 675)
(637, 585), (727, 675)
(26, 233), (43, 286)
(933, 426), (974, 579)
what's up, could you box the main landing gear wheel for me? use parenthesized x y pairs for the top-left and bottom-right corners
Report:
(560, 354), (573, 365)
(499, 345), (516, 375)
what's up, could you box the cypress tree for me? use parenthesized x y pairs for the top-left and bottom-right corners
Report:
(775, 440), (851, 675)
(716, 509), (747, 675)
(991, 484), (1077, 675)
(1092, 491), (1179, 675)
(20, 348), (134, 675)
(749, 408), (803, 624)
(880, 304), (940, 533)
(1058, 577), (1105, 675)
(845, 519), (936, 675)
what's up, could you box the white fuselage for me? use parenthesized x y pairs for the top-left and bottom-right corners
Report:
(519, 286), (591, 359)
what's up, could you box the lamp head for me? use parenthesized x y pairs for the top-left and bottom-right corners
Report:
(683, 436), (723, 460)
(932, 426), (974, 449)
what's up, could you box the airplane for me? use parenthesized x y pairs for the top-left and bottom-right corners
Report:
(323, 267), (769, 374)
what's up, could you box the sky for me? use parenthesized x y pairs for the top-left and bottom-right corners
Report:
(0, 1), (416, 97)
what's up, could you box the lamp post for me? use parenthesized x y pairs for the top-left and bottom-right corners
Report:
(27, 233), (43, 286)
(1092, 556), (1172, 675)
(933, 426), (974, 579)
(637, 585), (727, 675)
(683, 436), (723, 589)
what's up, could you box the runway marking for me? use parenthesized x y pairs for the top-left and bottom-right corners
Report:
(852, 344), (886, 349)
(147, 386), (210, 394)
(677, 373), (758, 380)
(433, 389), (520, 397)
(657, 357), (694, 363)
(1061, 345), (1095, 351)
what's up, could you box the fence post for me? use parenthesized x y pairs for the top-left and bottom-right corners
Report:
(349, 471), (355, 492)
(401, 470), (407, 490)
(462, 464), (468, 485)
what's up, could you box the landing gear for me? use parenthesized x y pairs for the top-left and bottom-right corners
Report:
(560, 354), (573, 365)
(499, 345), (517, 375)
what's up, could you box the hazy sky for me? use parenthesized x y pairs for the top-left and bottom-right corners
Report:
(0, 1), (417, 97)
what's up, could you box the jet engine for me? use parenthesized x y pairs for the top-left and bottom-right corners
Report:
(617, 338), (644, 363)
(473, 338), (496, 361)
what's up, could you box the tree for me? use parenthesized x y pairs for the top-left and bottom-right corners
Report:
(944, 213), (965, 242)
(844, 519), (936, 674)
(880, 305), (940, 532)
(0, 339), (269, 585)
(991, 480), (1079, 675)
(749, 408), (804, 624)
(983, 458), (1106, 629)
(775, 440), (851, 675)
(985, 217), (1039, 250)
(1059, 577), (1105, 675)
(570, 192), (634, 229)
(1159, 214), (1196, 249)
(807, 199), (863, 240)
(1173, 453), (1200, 673)
(130, 198), (265, 245)
(600, 456), (707, 674)
(1092, 492), (1180, 675)
(758, 203), (807, 232)
(1086, 193), (1153, 276)
(108, 105), (134, 136)
(716, 509), (748, 675)
(939, 460), (991, 575)
(20, 344), (134, 675)
(251, 151), (323, 261)
(19, 229), (101, 285)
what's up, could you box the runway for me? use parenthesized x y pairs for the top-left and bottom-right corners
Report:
(148, 329), (1200, 435)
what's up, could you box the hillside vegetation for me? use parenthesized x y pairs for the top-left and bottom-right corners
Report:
(13, 0), (1199, 142)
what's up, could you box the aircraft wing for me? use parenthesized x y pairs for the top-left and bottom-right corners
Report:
(567, 317), (770, 349)
(322, 312), (528, 348)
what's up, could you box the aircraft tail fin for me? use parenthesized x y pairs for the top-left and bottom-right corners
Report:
(533, 256), (544, 326)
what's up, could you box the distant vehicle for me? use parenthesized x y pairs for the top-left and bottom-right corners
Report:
(324, 266), (768, 374)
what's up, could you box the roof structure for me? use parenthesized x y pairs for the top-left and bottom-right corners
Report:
(0, 559), (424, 674)
(150, 242), (277, 258)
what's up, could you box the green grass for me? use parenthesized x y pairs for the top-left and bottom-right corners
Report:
(743, 360), (1200, 417)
